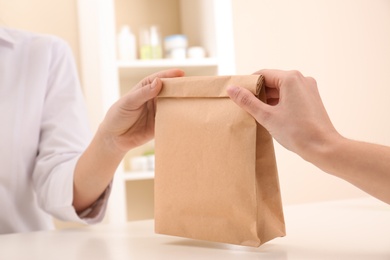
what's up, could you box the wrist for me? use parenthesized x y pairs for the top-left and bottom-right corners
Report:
(300, 130), (346, 173)
(95, 126), (127, 160)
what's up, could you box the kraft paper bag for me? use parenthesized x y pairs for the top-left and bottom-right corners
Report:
(154, 75), (285, 247)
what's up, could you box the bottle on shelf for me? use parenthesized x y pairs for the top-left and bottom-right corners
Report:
(164, 34), (188, 60)
(139, 25), (163, 60)
(117, 25), (137, 61)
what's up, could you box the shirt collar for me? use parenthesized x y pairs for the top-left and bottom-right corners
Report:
(0, 28), (16, 46)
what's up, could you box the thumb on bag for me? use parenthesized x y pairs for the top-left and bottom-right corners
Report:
(227, 85), (272, 128)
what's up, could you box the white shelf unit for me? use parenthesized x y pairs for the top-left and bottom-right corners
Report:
(77, 0), (235, 224)
(117, 58), (219, 68)
(120, 171), (155, 181)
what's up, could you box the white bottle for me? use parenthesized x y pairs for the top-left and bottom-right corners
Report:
(117, 25), (137, 61)
(149, 25), (162, 59)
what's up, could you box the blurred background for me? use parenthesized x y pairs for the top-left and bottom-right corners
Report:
(1, 0), (389, 226)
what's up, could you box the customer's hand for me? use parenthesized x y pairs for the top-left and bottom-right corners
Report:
(227, 69), (340, 161)
(227, 69), (390, 204)
(99, 69), (185, 154)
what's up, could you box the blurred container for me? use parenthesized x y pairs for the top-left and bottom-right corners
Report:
(164, 34), (188, 59)
(146, 155), (155, 170)
(139, 25), (163, 60)
(117, 25), (137, 60)
(130, 156), (149, 171)
(187, 46), (206, 59)
(150, 26), (163, 59)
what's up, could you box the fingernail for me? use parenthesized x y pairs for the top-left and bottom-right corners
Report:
(227, 86), (239, 94)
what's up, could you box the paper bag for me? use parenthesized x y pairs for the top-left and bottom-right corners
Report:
(154, 75), (285, 247)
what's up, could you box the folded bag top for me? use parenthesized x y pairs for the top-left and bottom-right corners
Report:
(157, 75), (263, 98)
(155, 75), (285, 247)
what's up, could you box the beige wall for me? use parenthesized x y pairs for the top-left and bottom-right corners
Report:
(232, 0), (390, 204)
(0, 0), (80, 71)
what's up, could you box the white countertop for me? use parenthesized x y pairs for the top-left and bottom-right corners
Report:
(0, 197), (389, 260)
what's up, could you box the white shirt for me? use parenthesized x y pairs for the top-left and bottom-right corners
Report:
(0, 27), (110, 234)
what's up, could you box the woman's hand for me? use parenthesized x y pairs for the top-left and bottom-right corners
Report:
(98, 69), (185, 155)
(74, 69), (184, 212)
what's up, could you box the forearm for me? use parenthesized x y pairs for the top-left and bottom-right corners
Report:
(72, 128), (125, 213)
(307, 135), (390, 204)
(70, 70), (183, 213)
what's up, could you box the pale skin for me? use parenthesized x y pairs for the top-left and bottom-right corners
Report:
(227, 69), (390, 204)
(73, 68), (390, 213)
(72, 69), (184, 212)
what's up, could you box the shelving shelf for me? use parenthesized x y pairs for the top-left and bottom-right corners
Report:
(117, 58), (218, 68)
(120, 171), (155, 181)
(117, 58), (219, 79)
(77, 0), (235, 224)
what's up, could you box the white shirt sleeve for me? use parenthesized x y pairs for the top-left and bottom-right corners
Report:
(31, 37), (110, 224)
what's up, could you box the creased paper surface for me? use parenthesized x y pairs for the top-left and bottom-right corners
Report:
(155, 75), (285, 247)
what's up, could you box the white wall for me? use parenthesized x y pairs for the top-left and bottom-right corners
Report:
(232, 0), (390, 204)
